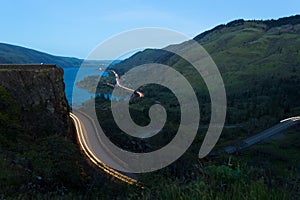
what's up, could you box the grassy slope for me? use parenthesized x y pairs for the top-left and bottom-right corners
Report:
(112, 15), (300, 130)
(89, 15), (300, 198)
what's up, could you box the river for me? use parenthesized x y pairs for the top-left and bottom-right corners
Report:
(63, 67), (109, 107)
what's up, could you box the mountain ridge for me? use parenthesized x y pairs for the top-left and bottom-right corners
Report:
(194, 15), (300, 41)
(0, 42), (82, 68)
(109, 14), (300, 129)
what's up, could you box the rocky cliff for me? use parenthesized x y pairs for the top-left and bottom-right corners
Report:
(0, 64), (70, 136)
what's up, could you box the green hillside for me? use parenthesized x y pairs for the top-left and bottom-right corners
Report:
(111, 15), (300, 131)
(84, 15), (300, 198)
(0, 43), (82, 68)
(74, 15), (300, 199)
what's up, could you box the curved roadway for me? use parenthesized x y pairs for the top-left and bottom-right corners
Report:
(99, 68), (144, 97)
(71, 107), (300, 183)
(70, 110), (142, 187)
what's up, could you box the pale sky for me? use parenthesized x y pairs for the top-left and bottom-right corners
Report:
(1, 0), (299, 58)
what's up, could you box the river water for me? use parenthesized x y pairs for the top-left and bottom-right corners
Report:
(63, 67), (109, 107)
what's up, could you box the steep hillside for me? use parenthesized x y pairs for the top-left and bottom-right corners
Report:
(111, 15), (300, 131)
(0, 43), (82, 68)
(77, 15), (300, 199)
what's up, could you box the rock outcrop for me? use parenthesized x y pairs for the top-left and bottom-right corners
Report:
(0, 64), (70, 137)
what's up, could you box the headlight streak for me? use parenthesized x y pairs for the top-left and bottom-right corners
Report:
(69, 112), (144, 188)
(280, 116), (300, 123)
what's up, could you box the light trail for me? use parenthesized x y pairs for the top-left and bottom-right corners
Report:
(111, 70), (144, 98)
(136, 91), (145, 98)
(70, 112), (143, 188)
(98, 68), (144, 97)
(280, 116), (300, 123)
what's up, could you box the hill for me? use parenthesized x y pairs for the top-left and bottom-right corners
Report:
(77, 15), (300, 199)
(0, 43), (82, 68)
(111, 15), (300, 131)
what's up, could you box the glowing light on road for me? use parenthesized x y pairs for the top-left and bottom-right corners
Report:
(111, 70), (144, 98)
(70, 112), (143, 188)
(136, 91), (144, 98)
(280, 116), (300, 123)
(99, 68), (144, 97)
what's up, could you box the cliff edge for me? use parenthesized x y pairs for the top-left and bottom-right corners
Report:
(0, 64), (70, 136)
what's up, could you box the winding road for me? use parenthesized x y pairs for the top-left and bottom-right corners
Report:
(103, 69), (144, 98)
(71, 103), (299, 184)
(70, 110), (142, 187)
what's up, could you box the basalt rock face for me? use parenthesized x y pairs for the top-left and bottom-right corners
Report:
(0, 64), (70, 137)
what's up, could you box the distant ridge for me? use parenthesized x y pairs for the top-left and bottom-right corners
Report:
(0, 43), (82, 68)
(0, 63), (56, 70)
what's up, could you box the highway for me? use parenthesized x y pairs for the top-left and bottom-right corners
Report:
(71, 106), (299, 182)
(70, 110), (142, 187)
(223, 116), (300, 154)
(111, 70), (144, 98)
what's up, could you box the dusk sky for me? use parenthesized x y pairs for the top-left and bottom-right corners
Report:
(1, 0), (299, 58)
